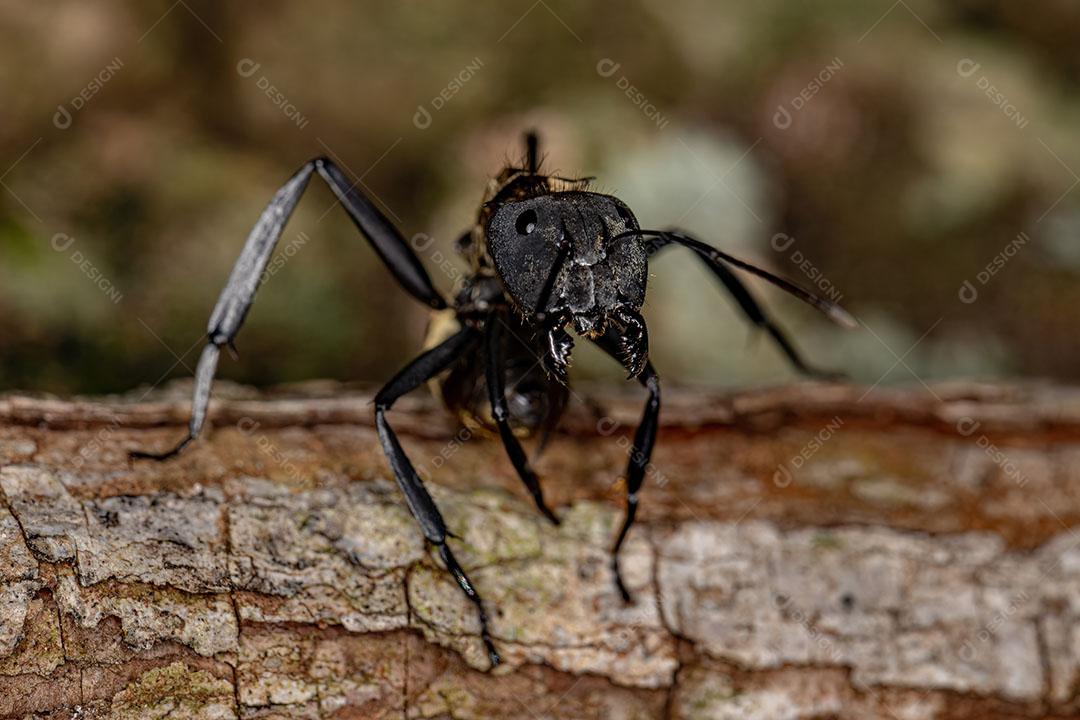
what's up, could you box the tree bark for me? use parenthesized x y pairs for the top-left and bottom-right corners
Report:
(1, 380), (1079, 719)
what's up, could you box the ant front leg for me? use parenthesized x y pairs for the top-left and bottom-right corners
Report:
(609, 307), (648, 379)
(538, 313), (574, 383)
(591, 324), (661, 603)
(485, 317), (560, 525)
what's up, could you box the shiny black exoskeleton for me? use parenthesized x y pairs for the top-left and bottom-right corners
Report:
(132, 131), (855, 668)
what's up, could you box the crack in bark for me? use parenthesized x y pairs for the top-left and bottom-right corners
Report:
(221, 501), (244, 718)
(402, 571), (411, 720)
(651, 528), (686, 720)
(0, 488), (30, 552)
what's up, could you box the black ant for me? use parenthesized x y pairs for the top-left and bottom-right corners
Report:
(132, 131), (854, 666)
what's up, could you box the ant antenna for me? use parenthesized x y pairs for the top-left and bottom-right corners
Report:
(525, 130), (539, 174)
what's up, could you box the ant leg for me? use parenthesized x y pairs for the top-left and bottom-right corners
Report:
(313, 158), (446, 309)
(609, 307), (649, 379)
(131, 157), (446, 461)
(646, 232), (845, 379)
(372, 327), (503, 668)
(484, 317), (559, 525)
(590, 328), (661, 603)
(541, 321), (574, 383)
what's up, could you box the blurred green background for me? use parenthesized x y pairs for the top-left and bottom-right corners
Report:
(2, 0), (1079, 395)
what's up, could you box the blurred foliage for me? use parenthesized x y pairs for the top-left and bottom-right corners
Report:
(2, 0), (1080, 394)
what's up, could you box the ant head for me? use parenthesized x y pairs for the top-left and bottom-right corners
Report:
(485, 191), (648, 335)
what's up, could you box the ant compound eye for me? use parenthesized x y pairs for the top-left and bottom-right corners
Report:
(515, 208), (538, 236)
(616, 204), (635, 227)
